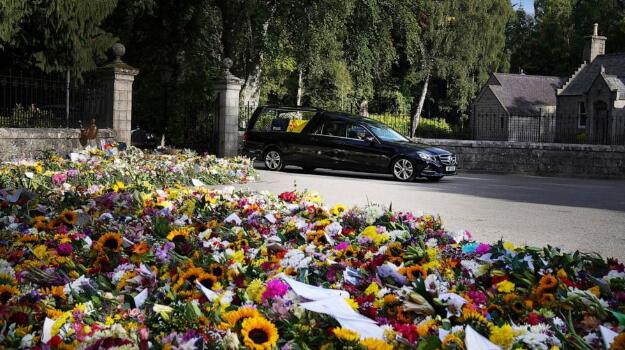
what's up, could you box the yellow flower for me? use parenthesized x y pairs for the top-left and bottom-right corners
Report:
(223, 306), (262, 328)
(360, 337), (393, 350)
(32, 245), (48, 260)
(112, 181), (125, 192)
(0, 284), (20, 303)
(166, 227), (192, 242)
(497, 280), (515, 293)
(489, 324), (515, 350)
(365, 282), (380, 296)
(503, 241), (516, 251)
(232, 250), (245, 264)
(240, 317), (279, 350)
(330, 204), (348, 216)
(333, 327), (360, 342)
(245, 279), (266, 303)
(345, 298), (359, 310)
(94, 232), (123, 253)
(361, 226), (389, 246)
(442, 334), (466, 349)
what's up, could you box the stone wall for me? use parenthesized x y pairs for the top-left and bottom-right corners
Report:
(0, 128), (116, 161)
(413, 138), (625, 179)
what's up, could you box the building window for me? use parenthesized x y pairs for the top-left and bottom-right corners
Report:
(578, 102), (587, 128)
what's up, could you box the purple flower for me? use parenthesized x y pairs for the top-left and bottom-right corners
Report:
(155, 242), (174, 262)
(335, 242), (348, 251)
(466, 290), (487, 305)
(262, 279), (289, 302)
(57, 243), (74, 256)
(66, 169), (79, 178)
(476, 243), (492, 254)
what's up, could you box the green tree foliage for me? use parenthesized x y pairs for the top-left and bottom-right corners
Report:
(0, 0), (117, 76)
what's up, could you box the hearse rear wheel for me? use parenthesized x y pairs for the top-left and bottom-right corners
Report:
(264, 148), (285, 171)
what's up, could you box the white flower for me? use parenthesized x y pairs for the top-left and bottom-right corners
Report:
(20, 334), (34, 348)
(222, 330), (240, 349)
(425, 238), (438, 248)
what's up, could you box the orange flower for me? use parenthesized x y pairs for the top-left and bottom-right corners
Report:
(131, 242), (150, 255)
(539, 274), (558, 290)
(399, 265), (427, 281)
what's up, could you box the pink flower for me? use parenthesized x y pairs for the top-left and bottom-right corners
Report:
(476, 243), (491, 254)
(335, 242), (348, 251)
(262, 279), (289, 302)
(57, 243), (73, 256)
(51, 173), (67, 186)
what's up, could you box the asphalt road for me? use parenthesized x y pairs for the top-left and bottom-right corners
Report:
(224, 163), (625, 259)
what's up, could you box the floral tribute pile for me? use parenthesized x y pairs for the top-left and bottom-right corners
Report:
(0, 149), (624, 350)
(0, 146), (257, 194)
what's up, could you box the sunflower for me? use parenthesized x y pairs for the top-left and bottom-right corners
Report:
(32, 216), (49, 231)
(611, 333), (625, 350)
(330, 204), (348, 216)
(197, 273), (220, 291)
(0, 284), (20, 304)
(486, 304), (505, 318)
(0, 273), (16, 286)
(223, 306), (262, 328)
(167, 227), (192, 243)
(338, 245), (359, 259)
(59, 210), (78, 225)
(48, 219), (63, 231)
(539, 274), (558, 290)
(399, 264), (427, 282)
(333, 327), (360, 342)
(241, 317), (279, 350)
(306, 230), (327, 246)
(384, 242), (404, 265)
(210, 264), (225, 279)
(442, 334), (466, 350)
(461, 308), (493, 336)
(94, 232), (123, 253)
(173, 267), (205, 291)
(539, 293), (556, 305)
(360, 338), (393, 350)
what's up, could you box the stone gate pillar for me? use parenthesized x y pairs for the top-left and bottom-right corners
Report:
(102, 43), (139, 145)
(213, 58), (244, 157)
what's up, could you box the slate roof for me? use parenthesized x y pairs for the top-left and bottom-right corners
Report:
(560, 53), (625, 97)
(600, 74), (625, 99)
(487, 73), (566, 115)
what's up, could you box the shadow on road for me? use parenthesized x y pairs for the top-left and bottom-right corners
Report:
(254, 162), (625, 212)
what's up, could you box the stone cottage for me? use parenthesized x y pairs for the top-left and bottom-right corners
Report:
(556, 24), (625, 144)
(471, 73), (565, 142)
(473, 24), (625, 144)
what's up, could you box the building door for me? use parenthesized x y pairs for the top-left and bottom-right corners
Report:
(593, 101), (609, 144)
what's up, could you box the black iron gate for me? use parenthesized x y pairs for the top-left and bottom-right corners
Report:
(0, 70), (110, 129)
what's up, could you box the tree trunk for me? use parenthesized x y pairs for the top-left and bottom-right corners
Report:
(359, 100), (369, 117)
(240, 61), (263, 111)
(296, 69), (304, 106)
(411, 72), (430, 137)
(239, 4), (275, 110)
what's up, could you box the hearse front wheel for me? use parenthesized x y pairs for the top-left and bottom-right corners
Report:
(264, 148), (285, 171)
(392, 158), (417, 182)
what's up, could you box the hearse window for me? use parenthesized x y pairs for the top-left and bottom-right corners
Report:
(346, 124), (373, 140)
(320, 121), (347, 137)
(252, 109), (316, 133)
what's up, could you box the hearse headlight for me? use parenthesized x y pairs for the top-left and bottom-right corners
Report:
(417, 151), (434, 161)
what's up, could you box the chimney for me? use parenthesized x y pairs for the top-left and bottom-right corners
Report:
(583, 23), (606, 62)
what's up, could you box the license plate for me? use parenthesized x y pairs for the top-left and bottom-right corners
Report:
(445, 166), (456, 172)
